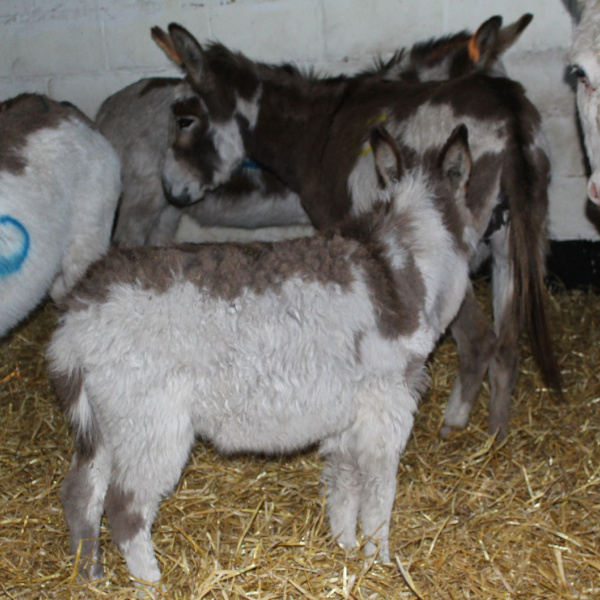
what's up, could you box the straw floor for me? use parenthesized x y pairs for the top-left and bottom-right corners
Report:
(1, 280), (599, 599)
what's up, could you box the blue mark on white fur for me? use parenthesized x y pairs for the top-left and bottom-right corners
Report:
(0, 216), (30, 278)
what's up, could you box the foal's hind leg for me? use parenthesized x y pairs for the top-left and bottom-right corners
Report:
(104, 481), (164, 585)
(60, 446), (111, 580)
(104, 420), (196, 585)
(442, 282), (496, 437)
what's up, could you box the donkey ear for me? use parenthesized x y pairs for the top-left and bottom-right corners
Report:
(166, 23), (209, 89)
(152, 26), (183, 67)
(468, 15), (502, 65)
(440, 124), (471, 196)
(562, 0), (584, 24)
(495, 13), (533, 55)
(151, 26), (184, 66)
(370, 125), (404, 188)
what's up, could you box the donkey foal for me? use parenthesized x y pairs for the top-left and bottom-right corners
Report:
(49, 125), (476, 586)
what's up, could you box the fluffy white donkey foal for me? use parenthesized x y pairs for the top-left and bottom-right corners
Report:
(49, 124), (476, 586)
(0, 94), (120, 338)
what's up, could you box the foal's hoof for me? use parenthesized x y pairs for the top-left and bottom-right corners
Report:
(440, 424), (462, 438)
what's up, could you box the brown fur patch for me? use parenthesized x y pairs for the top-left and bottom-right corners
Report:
(466, 152), (504, 230)
(0, 94), (89, 174)
(50, 366), (83, 415)
(67, 235), (358, 308)
(49, 365), (99, 459)
(60, 458), (103, 575)
(339, 203), (426, 338)
(66, 204), (429, 339)
(104, 484), (146, 548)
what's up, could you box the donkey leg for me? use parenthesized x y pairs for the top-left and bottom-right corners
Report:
(358, 452), (400, 563)
(146, 204), (183, 246)
(104, 420), (196, 585)
(60, 446), (111, 580)
(320, 437), (361, 552)
(112, 183), (165, 247)
(104, 482), (163, 585)
(488, 306), (519, 439)
(357, 382), (415, 562)
(488, 254), (520, 439)
(442, 283), (496, 436)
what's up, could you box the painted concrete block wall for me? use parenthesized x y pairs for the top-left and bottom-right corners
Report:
(0, 0), (594, 240)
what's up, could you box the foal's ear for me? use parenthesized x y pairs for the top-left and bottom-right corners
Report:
(468, 13), (533, 67)
(468, 15), (502, 65)
(164, 23), (210, 89)
(440, 124), (471, 196)
(496, 13), (533, 55)
(370, 126), (404, 188)
(151, 26), (183, 66)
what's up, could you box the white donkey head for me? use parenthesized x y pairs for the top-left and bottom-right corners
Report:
(568, 0), (600, 204)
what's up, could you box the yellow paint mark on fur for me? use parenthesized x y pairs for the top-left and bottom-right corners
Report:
(366, 114), (388, 126)
(361, 114), (389, 156)
(360, 143), (373, 157)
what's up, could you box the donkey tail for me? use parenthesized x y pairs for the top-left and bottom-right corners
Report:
(504, 124), (563, 397)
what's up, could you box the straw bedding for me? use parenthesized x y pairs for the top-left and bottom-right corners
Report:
(1, 280), (598, 599)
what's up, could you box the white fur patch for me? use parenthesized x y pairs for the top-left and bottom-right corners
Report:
(391, 103), (507, 160)
(236, 85), (262, 130)
(209, 118), (246, 187)
(347, 151), (379, 214)
(0, 115), (120, 337)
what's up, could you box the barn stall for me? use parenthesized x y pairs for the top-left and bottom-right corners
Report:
(1, 1), (599, 598)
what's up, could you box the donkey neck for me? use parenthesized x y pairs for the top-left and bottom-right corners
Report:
(243, 76), (371, 228)
(245, 79), (351, 185)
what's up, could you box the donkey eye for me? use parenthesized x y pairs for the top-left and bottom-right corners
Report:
(571, 65), (595, 92)
(177, 116), (195, 130)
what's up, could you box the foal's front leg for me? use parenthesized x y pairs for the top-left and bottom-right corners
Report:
(320, 436), (361, 552)
(356, 381), (416, 562)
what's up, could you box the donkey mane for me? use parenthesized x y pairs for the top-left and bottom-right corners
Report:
(408, 31), (472, 65)
(202, 41), (308, 85)
(364, 30), (473, 78)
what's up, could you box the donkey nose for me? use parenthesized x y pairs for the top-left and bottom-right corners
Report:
(588, 179), (600, 205)
(161, 176), (195, 208)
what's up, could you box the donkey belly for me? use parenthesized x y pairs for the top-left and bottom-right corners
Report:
(67, 278), (370, 456)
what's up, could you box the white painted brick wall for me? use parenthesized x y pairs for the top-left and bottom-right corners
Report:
(0, 0), (593, 240)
